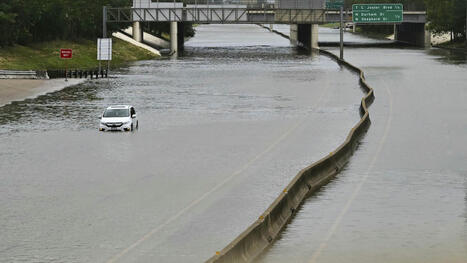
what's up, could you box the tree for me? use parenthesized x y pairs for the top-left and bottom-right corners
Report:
(425, 0), (466, 40)
(0, 2), (18, 46)
(0, 0), (131, 46)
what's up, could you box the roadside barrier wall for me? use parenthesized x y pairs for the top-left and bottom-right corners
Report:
(206, 32), (375, 263)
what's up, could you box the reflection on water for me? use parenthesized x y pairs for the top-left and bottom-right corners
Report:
(427, 48), (467, 65)
(0, 82), (103, 134)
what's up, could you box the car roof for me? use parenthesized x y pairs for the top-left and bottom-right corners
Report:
(106, 105), (131, 109)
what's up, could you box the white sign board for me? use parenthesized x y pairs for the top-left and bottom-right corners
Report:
(97, 38), (112, 61)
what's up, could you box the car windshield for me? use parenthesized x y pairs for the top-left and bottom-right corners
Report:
(103, 108), (130, 118)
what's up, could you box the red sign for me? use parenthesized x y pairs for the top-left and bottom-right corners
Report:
(60, 49), (73, 59)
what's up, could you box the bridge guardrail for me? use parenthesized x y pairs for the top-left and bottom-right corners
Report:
(0, 70), (42, 79)
(206, 36), (375, 263)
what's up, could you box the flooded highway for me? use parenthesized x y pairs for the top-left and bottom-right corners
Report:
(273, 24), (394, 45)
(0, 25), (364, 262)
(257, 30), (467, 262)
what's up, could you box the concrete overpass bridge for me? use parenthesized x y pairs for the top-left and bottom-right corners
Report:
(105, 0), (428, 55)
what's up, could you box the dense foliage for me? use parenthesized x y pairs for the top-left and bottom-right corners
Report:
(0, 0), (196, 47)
(425, 0), (466, 39)
(0, 0), (131, 46)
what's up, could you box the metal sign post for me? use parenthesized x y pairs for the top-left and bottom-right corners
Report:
(103, 6), (107, 38)
(97, 38), (112, 78)
(60, 49), (73, 81)
(102, 6), (107, 76)
(325, 0), (345, 60)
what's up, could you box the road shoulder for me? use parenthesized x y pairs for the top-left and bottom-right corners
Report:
(0, 78), (86, 107)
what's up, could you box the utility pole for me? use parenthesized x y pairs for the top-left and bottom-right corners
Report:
(340, 6), (344, 60)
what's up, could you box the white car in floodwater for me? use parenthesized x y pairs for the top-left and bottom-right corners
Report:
(99, 105), (138, 132)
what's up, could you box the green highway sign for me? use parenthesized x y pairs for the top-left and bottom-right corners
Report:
(352, 4), (403, 23)
(326, 0), (344, 10)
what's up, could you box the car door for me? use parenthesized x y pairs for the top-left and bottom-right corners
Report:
(130, 107), (137, 129)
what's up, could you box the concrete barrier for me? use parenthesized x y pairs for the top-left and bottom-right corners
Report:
(206, 29), (375, 263)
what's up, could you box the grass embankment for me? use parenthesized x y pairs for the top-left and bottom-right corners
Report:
(0, 38), (159, 70)
(438, 40), (467, 50)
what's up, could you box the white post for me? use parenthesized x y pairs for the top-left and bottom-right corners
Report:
(170, 21), (178, 55)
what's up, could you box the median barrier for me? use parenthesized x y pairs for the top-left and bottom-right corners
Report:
(206, 34), (375, 263)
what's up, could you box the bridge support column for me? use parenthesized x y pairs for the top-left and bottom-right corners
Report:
(292, 24), (319, 50)
(395, 23), (431, 47)
(177, 22), (185, 52)
(310, 24), (319, 49)
(290, 24), (298, 46)
(132, 22), (143, 43)
(170, 21), (178, 55)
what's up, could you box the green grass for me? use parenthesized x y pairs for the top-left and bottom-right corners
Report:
(0, 38), (159, 70)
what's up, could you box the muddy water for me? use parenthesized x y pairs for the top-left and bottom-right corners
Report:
(257, 29), (467, 263)
(0, 25), (364, 262)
